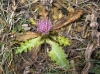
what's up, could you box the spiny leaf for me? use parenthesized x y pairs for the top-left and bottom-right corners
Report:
(57, 36), (71, 46)
(46, 39), (70, 70)
(16, 36), (44, 54)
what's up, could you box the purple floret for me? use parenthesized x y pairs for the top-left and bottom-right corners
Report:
(37, 18), (52, 35)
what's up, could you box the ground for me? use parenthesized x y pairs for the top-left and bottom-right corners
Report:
(0, 0), (100, 74)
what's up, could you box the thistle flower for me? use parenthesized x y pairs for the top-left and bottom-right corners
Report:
(37, 18), (52, 35)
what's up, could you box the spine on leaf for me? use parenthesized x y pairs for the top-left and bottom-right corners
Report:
(46, 39), (70, 70)
(16, 36), (44, 54)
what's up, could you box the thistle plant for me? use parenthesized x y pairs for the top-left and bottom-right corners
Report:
(37, 18), (52, 35)
(16, 18), (71, 70)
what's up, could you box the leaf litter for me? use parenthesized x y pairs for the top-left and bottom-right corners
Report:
(0, 0), (100, 74)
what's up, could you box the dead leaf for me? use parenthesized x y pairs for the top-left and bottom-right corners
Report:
(58, 10), (63, 19)
(20, 0), (26, 4)
(52, 9), (83, 30)
(38, 5), (48, 19)
(30, 46), (41, 62)
(77, 26), (83, 32)
(67, 3), (74, 12)
(52, 8), (63, 20)
(16, 31), (40, 41)
(53, 2), (62, 9)
(67, 6), (74, 12)
(51, 7), (59, 20)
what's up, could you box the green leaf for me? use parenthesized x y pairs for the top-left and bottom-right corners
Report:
(46, 39), (70, 70)
(57, 36), (71, 46)
(16, 36), (44, 54)
(90, 64), (100, 74)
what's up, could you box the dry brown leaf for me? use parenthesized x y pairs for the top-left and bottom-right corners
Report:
(67, 6), (74, 12)
(38, 5), (48, 19)
(52, 7), (63, 20)
(58, 10), (63, 19)
(51, 7), (59, 20)
(53, 2), (62, 9)
(20, 0), (26, 4)
(67, 3), (74, 12)
(16, 31), (40, 41)
(52, 9), (83, 30)
(30, 46), (41, 62)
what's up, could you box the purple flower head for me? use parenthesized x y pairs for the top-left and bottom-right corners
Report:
(37, 18), (52, 35)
